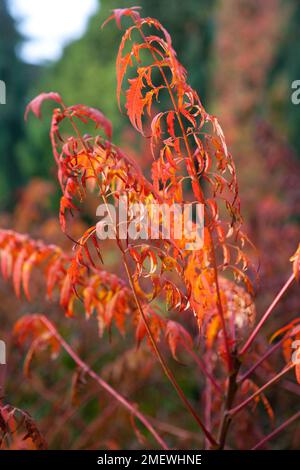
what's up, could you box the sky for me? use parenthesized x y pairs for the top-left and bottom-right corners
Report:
(9, 0), (98, 64)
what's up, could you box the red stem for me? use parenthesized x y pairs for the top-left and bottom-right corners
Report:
(228, 363), (295, 417)
(240, 273), (295, 356)
(188, 349), (223, 395)
(252, 410), (300, 450)
(238, 335), (289, 384)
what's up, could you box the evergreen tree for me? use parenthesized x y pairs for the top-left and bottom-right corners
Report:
(0, 0), (34, 206)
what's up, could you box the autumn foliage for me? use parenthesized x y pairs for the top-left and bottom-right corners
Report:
(0, 7), (299, 450)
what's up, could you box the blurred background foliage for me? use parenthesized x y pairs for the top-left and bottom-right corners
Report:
(1, 0), (300, 205)
(1, 0), (300, 450)
(1, 0), (218, 206)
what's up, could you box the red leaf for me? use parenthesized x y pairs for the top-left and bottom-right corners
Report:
(296, 363), (300, 385)
(166, 111), (176, 138)
(25, 92), (62, 120)
(68, 105), (112, 140)
(83, 286), (94, 318)
(13, 248), (27, 298)
(59, 195), (78, 233)
(60, 273), (72, 310)
(22, 252), (38, 301)
(135, 318), (147, 347)
(125, 74), (146, 134)
(13, 314), (61, 363)
(102, 6), (141, 29)
(46, 258), (62, 299)
(165, 320), (193, 360)
(290, 244), (300, 281)
(116, 33), (138, 110)
(163, 146), (177, 169)
(0, 249), (13, 280)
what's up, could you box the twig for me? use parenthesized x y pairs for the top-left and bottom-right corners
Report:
(238, 336), (288, 384)
(188, 349), (223, 395)
(123, 258), (218, 447)
(229, 363), (295, 417)
(240, 273), (295, 356)
(217, 352), (241, 449)
(252, 410), (300, 450)
(39, 315), (169, 450)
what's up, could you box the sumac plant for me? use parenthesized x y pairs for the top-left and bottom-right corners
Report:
(1, 7), (300, 450)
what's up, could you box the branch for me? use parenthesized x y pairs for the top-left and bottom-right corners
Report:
(217, 353), (241, 449)
(39, 315), (169, 450)
(240, 273), (295, 356)
(188, 349), (223, 395)
(252, 410), (300, 450)
(238, 335), (289, 384)
(123, 257), (218, 447)
(228, 363), (295, 417)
